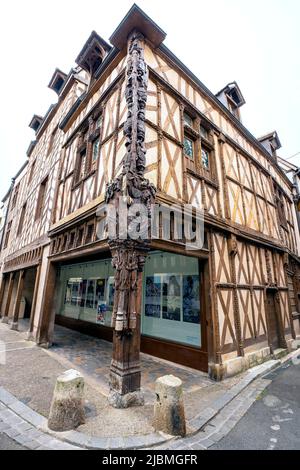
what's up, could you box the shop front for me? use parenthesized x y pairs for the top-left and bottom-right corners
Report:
(55, 250), (208, 371)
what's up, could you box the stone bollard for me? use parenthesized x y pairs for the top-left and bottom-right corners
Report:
(48, 369), (85, 432)
(153, 375), (186, 437)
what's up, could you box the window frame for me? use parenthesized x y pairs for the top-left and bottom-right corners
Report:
(35, 176), (48, 221)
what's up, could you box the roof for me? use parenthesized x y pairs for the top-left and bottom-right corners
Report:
(109, 3), (166, 49)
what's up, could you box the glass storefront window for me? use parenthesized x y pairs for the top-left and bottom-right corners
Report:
(142, 252), (201, 347)
(56, 251), (201, 348)
(57, 261), (115, 327)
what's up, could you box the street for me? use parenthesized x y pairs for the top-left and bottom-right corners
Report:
(211, 360), (300, 450)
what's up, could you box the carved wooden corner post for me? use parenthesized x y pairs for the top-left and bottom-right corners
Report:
(105, 30), (156, 408)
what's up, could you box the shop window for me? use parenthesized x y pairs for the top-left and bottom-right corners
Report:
(56, 252), (202, 349)
(142, 252), (201, 347)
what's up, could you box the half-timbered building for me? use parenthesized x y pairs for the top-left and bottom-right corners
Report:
(0, 5), (299, 402)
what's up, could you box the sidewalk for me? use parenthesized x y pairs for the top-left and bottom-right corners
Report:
(0, 320), (294, 450)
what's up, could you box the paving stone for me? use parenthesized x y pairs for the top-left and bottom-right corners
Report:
(48, 440), (81, 450)
(4, 427), (21, 438)
(25, 441), (41, 450)
(189, 442), (206, 450)
(61, 430), (90, 447)
(86, 436), (110, 449)
(0, 387), (18, 406)
(22, 410), (47, 427)
(14, 422), (34, 433)
(9, 400), (32, 416)
(0, 421), (11, 432)
(197, 438), (215, 448)
(36, 434), (56, 446)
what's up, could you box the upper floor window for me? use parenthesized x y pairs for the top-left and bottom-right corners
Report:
(73, 111), (102, 187)
(92, 137), (100, 163)
(199, 124), (212, 172)
(35, 177), (48, 220)
(3, 221), (12, 249)
(47, 126), (58, 157)
(28, 160), (36, 184)
(17, 203), (26, 236)
(184, 136), (194, 159)
(274, 185), (287, 228)
(183, 112), (193, 128)
(11, 183), (20, 209)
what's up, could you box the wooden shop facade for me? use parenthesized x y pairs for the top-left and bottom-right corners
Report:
(0, 5), (299, 394)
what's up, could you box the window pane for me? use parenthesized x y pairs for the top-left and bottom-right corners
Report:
(184, 136), (194, 159)
(184, 112), (193, 127)
(142, 251), (201, 347)
(92, 138), (100, 162)
(201, 148), (209, 169)
(200, 126), (208, 140)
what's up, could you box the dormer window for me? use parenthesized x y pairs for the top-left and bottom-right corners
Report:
(48, 69), (67, 95)
(29, 115), (43, 133)
(258, 131), (281, 160)
(75, 31), (111, 82)
(215, 82), (245, 121)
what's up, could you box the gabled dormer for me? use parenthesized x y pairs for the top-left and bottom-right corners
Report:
(48, 68), (68, 95)
(216, 82), (245, 121)
(258, 131), (281, 160)
(75, 31), (111, 84)
(28, 115), (43, 133)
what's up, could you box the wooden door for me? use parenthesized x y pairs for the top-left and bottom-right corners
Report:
(266, 291), (280, 350)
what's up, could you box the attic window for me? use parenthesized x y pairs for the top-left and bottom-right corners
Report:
(75, 32), (110, 79)
(48, 69), (67, 95)
(29, 115), (43, 132)
(53, 76), (64, 93)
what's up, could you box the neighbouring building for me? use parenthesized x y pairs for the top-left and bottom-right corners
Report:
(0, 5), (299, 400)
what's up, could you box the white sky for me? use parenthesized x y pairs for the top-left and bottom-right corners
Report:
(0, 0), (299, 197)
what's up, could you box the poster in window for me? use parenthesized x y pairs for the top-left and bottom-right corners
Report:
(71, 280), (81, 306)
(162, 275), (181, 321)
(182, 275), (200, 324)
(94, 279), (106, 309)
(64, 281), (72, 305)
(145, 276), (161, 318)
(96, 301), (107, 324)
(86, 280), (95, 308)
(107, 277), (115, 308)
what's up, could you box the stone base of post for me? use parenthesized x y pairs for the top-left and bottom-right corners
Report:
(1, 317), (9, 324)
(10, 322), (18, 331)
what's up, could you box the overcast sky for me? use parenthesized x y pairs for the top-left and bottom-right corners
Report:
(0, 0), (299, 197)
